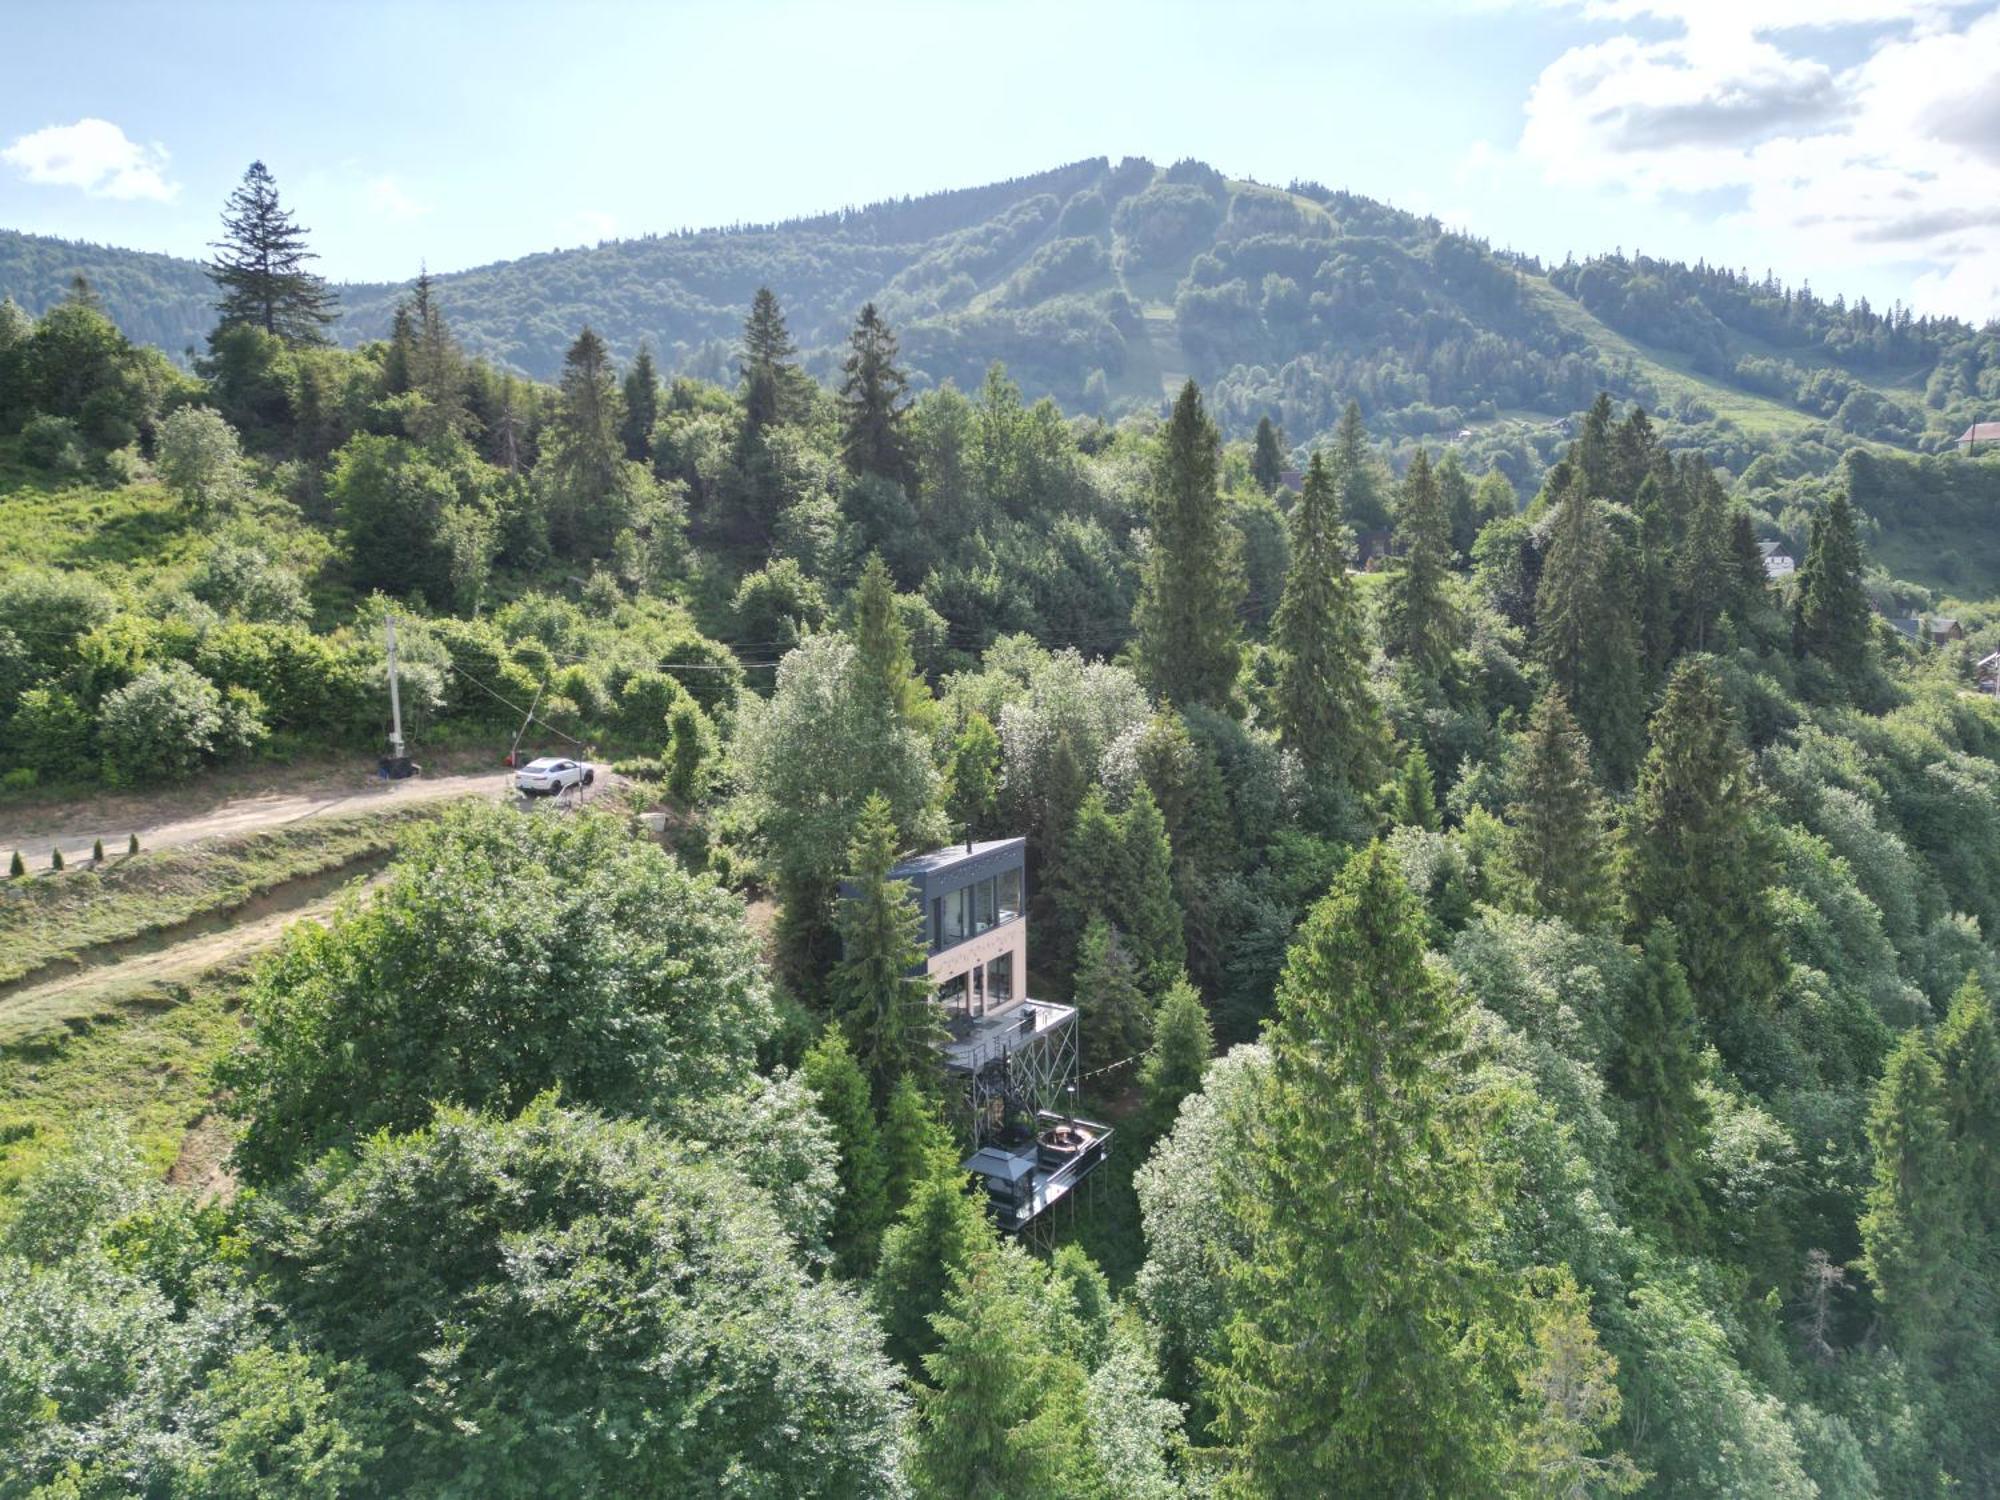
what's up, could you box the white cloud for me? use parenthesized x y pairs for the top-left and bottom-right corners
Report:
(1517, 3), (2000, 320)
(366, 174), (429, 221)
(1, 118), (178, 202)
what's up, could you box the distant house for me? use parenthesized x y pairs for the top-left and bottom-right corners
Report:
(1758, 540), (1796, 580)
(1978, 652), (2000, 694)
(1957, 421), (2000, 454)
(1277, 467), (1304, 496)
(1889, 615), (1965, 647)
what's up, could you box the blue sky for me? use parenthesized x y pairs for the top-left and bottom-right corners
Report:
(4, 0), (1997, 319)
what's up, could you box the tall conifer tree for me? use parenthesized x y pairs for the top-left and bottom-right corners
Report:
(1937, 974), (2000, 1226)
(838, 303), (912, 485)
(1140, 975), (1213, 1139)
(739, 286), (799, 438)
(1270, 451), (1385, 795)
(831, 796), (941, 1106)
(1382, 448), (1460, 678)
(207, 161), (338, 345)
(801, 1027), (891, 1278)
(1506, 687), (1611, 927)
(620, 344), (660, 463)
(1676, 468), (1734, 654)
(1330, 401), (1390, 532)
(1792, 491), (1872, 676)
(851, 552), (924, 728)
(1135, 381), (1244, 710)
(1860, 1031), (1965, 1368)
(545, 326), (624, 556)
(1213, 843), (1513, 1496)
(1621, 658), (1782, 1045)
(1606, 923), (1710, 1244)
(1535, 482), (1645, 782)
(1251, 416), (1284, 497)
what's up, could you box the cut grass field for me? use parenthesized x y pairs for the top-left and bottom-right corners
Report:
(0, 807), (427, 994)
(0, 802), (461, 1218)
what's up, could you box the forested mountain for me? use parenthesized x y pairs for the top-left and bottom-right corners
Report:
(6, 156), (2000, 1497)
(7, 154), (1997, 475)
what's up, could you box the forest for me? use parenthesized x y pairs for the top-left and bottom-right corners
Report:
(2, 158), (2000, 1497)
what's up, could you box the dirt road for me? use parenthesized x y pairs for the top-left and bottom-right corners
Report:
(0, 768), (516, 868)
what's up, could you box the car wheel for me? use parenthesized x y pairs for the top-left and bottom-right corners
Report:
(583, 768), (595, 786)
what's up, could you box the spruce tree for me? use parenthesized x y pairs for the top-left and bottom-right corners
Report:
(1575, 392), (1617, 499)
(945, 712), (1001, 841)
(404, 269), (470, 448)
(1632, 475), (1677, 677)
(1937, 974), (2000, 1226)
(1606, 923), (1710, 1244)
(1135, 380), (1244, 710)
(837, 303), (912, 486)
(1140, 974), (1213, 1139)
(1621, 658), (1782, 1045)
(1676, 468), (1734, 654)
(882, 1072), (952, 1217)
(1506, 686), (1611, 927)
(207, 161), (338, 345)
(739, 286), (799, 439)
(1213, 843), (1512, 1495)
(801, 1027), (891, 1278)
(1270, 450), (1386, 797)
(1860, 1030), (1965, 1368)
(831, 795), (942, 1107)
(1251, 415), (1284, 497)
(1727, 511), (1772, 630)
(545, 326), (624, 556)
(850, 552), (924, 728)
(1073, 916), (1152, 1074)
(1535, 481), (1646, 782)
(1330, 400), (1390, 532)
(1791, 491), (1872, 676)
(8, 850), (24, 878)
(1382, 448), (1459, 678)
(911, 1247), (1102, 1497)
(1390, 745), (1439, 831)
(1610, 403), (1660, 501)
(1118, 787), (1187, 995)
(620, 344), (660, 463)
(1437, 449), (1478, 557)
(875, 1137), (995, 1372)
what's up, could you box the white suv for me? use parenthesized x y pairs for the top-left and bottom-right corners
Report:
(514, 757), (594, 797)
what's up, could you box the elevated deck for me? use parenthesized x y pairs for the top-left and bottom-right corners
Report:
(939, 998), (1076, 1074)
(964, 1110), (1114, 1238)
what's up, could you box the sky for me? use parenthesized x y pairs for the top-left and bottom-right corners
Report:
(3, 0), (1997, 321)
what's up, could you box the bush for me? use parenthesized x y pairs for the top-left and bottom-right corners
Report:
(6, 684), (93, 778)
(20, 413), (86, 475)
(157, 405), (250, 515)
(8, 850), (23, 877)
(96, 662), (266, 783)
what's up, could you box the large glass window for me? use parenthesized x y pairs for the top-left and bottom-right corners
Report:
(996, 866), (1022, 924)
(931, 897), (943, 952)
(940, 886), (967, 946)
(938, 972), (970, 1017)
(974, 878), (997, 934)
(986, 951), (1014, 1006)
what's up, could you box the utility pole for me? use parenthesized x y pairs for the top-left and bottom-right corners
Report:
(384, 614), (405, 761)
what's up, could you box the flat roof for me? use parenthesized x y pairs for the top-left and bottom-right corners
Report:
(890, 837), (1025, 879)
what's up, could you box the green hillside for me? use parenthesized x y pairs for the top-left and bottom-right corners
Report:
(6, 155), (1995, 468)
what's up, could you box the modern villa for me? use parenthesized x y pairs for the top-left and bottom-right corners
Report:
(883, 836), (1113, 1243)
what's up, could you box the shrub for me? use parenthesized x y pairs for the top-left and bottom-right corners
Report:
(8, 850), (23, 877)
(97, 662), (267, 783)
(91, 837), (104, 864)
(20, 413), (86, 476)
(156, 405), (250, 515)
(50, 847), (63, 871)
(7, 684), (94, 779)
(127, 833), (139, 855)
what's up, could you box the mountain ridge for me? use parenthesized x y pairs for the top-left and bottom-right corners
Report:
(3, 155), (1995, 465)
